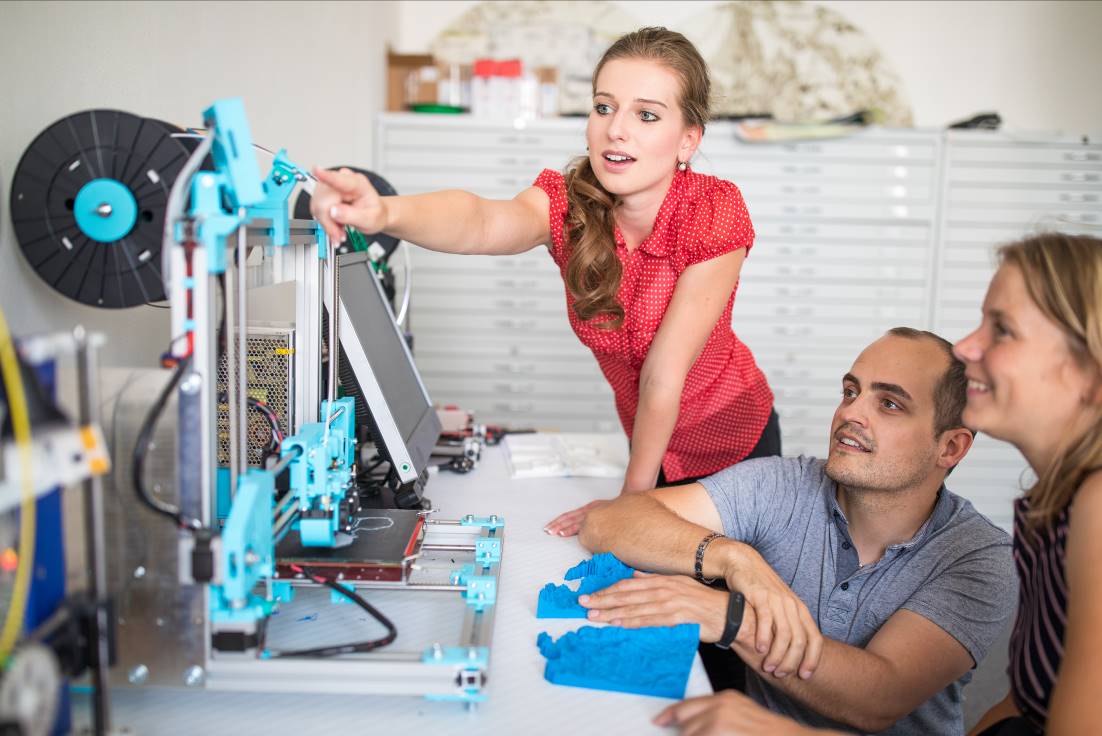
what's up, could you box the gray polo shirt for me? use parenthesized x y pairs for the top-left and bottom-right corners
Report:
(700, 455), (1016, 735)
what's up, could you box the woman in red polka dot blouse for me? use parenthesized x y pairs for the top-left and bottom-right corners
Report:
(312, 27), (779, 535)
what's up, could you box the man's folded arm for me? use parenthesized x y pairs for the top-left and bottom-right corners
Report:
(579, 483), (739, 578)
(734, 608), (974, 733)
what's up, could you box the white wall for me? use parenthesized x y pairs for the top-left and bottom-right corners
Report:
(3, 0), (1098, 367)
(393, 0), (1102, 134)
(0, 0), (398, 367)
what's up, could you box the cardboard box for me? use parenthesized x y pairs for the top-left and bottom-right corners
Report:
(386, 48), (435, 112)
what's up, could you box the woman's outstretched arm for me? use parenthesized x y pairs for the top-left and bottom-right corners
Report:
(310, 167), (551, 256)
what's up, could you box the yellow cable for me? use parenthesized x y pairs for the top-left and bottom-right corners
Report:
(0, 302), (34, 667)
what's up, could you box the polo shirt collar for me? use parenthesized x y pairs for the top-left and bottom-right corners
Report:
(826, 484), (953, 554)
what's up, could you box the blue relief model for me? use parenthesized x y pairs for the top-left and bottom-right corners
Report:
(536, 552), (636, 618)
(536, 624), (700, 699)
(536, 583), (589, 619)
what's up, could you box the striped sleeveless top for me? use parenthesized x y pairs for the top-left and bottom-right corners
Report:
(1009, 495), (1070, 733)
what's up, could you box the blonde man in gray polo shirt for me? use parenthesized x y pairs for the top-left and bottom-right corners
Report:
(579, 328), (1016, 735)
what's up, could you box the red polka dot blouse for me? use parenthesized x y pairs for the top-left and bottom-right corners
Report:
(533, 167), (774, 481)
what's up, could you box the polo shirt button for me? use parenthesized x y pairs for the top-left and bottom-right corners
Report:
(842, 542), (851, 550)
(840, 582), (849, 591)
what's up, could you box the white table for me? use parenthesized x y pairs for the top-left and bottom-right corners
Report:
(73, 445), (710, 735)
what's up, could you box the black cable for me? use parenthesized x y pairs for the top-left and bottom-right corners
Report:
(266, 565), (397, 658)
(247, 398), (284, 452)
(131, 354), (200, 529)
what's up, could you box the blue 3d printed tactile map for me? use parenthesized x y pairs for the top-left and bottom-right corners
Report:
(536, 552), (636, 618)
(537, 623), (700, 699)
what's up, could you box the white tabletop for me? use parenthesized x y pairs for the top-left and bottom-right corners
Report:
(73, 444), (710, 735)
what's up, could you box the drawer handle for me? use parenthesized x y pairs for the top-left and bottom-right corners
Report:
(495, 319), (538, 330)
(494, 402), (534, 412)
(1064, 152), (1102, 162)
(1060, 172), (1101, 183)
(494, 383), (535, 394)
(494, 363), (535, 374)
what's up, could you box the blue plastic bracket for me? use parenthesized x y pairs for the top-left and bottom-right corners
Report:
(211, 469), (277, 625)
(202, 98), (265, 208)
(474, 538), (502, 566)
(189, 171), (241, 273)
(247, 149), (302, 247)
(271, 581), (295, 604)
(281, 396), (358, 547)
(459, 514), (505, 530)
(329, 581), (355, 605)
(316, 222), (329, 259)
(422, 646), (489, 703)
(450, 564), (497, 610)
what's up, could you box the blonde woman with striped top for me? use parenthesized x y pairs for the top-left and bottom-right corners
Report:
(955, 233), (1102, 735)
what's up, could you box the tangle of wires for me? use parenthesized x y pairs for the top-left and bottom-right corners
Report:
(215, 391), (285, 457)
(263, 563), (397, 659)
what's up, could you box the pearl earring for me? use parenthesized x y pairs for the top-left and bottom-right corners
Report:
(677, 160), (688, 172)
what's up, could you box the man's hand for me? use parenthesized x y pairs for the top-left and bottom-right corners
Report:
(654, 690), (840, 736)
(579, 573), (728, 641)
(544, 499), (610, 537)
(309, 167), (388, 245)
(722, 542), (823, 680)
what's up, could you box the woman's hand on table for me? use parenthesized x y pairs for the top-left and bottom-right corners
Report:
(544, 500), (611, 537)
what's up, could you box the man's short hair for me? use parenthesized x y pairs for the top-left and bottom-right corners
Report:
(885, 327), (968, 435)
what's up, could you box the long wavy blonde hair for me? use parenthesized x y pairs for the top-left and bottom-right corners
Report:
(563, 27), (711, 330)
(1000, 233), (1102, 527)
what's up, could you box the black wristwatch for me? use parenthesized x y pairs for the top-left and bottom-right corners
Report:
(715, 591), (745, 649)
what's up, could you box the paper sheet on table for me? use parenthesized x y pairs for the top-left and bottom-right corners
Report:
(503, 433), (629, 479)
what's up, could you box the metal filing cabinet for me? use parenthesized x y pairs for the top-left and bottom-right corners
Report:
(377, 113), (1100, 529)
(376, 114), (616, 433)
(692, 128), (942, 461)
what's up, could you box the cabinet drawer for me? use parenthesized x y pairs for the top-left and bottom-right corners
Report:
(414, 270), (561, 294)
(412, 329), (585, 356)
(700, 137), (937, 162)
(737, 282), (927, 305)
(948, 143), (1102, 166)
(415, 354), (602, 379)
(733, 300), (925, 324)
(743, 260), (927, 283)
(413, 291), (565, 315)
(752, 241), (929, 264)
(946, 207), (1102, 227)
(738, 180), (934, 203)
(747, 200), (934, 222)
(754, 221), (930, 242)
(699, 156), (936, 184)
(948, 165), (1102, 187)
(384, 126), (583, 153)
(383, 148), (573, 174)
(947, 186), (1102, 208)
